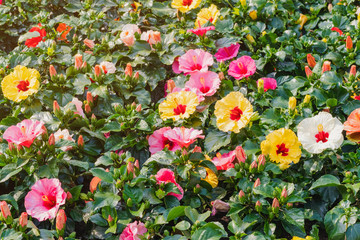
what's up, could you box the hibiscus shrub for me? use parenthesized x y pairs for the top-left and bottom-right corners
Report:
(1, 0), (360, 239)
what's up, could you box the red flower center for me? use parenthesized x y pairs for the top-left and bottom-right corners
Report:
(191, 56), (203, 71)
(17, 80), (30, 92)
(173, 104), (187, 115)
(42, 195), (56, 209)
(315, 124), (329, 143)
(276, 143), (289, 156)
(182, 0), (193, 6)
(237, 62), (248, 74)
(200, 86), (210, 93)
(229, 106), (243, 121)
(164, 139), (175, 150)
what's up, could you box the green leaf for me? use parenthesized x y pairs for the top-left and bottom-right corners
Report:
(69, 185), (83, 201)
(281, 208), (305, 237)
(346, 223), (360, 240)
(0, 194), (19, 211)
(18, 31), (40, 43)
(185, 207), (199, 224)
(166, 206), (186, 222)
(204, 130), (231, 152)
(326, 98), (338, 107)
(93, 192), (121, 211)
(90, 168), (113, 183)
(123, 184), (143, 204)
(73, 74), (91, 94)
(144, 150), (177, 166)
(191, 222), (228, 240)
(324, 207), (346, 240)
(68, 160), (89, 170)
(309, 175), (340, 190)
(253, 185), (275, 198)
(175, 221), (191, 231)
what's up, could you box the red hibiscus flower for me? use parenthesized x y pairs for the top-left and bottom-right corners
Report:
(25, 24), (47, 48)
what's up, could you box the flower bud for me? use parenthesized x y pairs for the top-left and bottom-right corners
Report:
(81, 61), (87, 69)
(125, 63), (133, 77)
(86, 92), (93, 105)
(127, 161), (136, 178)
(85, 104), (91, 114)
(246, 34), (255, 44)
(211, 200), (230, 216)
(346, 36), (353, 51)
(107, 215), (114, 224)
(257, 78), (264, 93)
(305, 66), (313, 78)
(94, 65), (101, 77)
(253, 178), (261, 188)
(90, 176), (101, 193)
(307, 54), (316, 68)
(19, 212), (28, 228)
(304, 95), (311, 105)
(48, 133), (55, 146)
(193, 146), (202, 153)
(350, 65), (357, 78)
(297, 14), (308, 30)
(272, 198), (280, 213)
(8, 142), (15, 152)
(322, 61), (331, 73)
(239, 190), (246, 202)
(328, 3), (333, 12)
(286, 202), (293, 209)
(127, 198), (133, 207)
(257, 154), (266, 171)
(74, 54), (83, 70)
(84, 39), (95, 49)
(53, 100), (60, 112)
(0, 201), (11, 223)
(240, 0), (246, 8)
(281, 187), (288, 198)
(255, 200), (262, 212)
(235, 146), (246, 164)
(66, 191), (72, 200)
(56, 209), (67, 234)
(134, 159), (140, 169)
(134, 71), (139, 80)
(249, 160), (258, 173)
(288, 96), (296, 111)
(218, 72), (224, 81)
(249, 10), (257, 20)
(135, 104), (142, 112)
(77, 135), (84, 148)
(167, 79), (176, 93)
(49, 65), (57, 78)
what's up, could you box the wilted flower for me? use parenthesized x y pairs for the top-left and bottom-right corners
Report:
(297, 112), (344, 154)
(24, 178), (67, 221)
(214, 43), (240, 62)
(1, 65), (40, 102)
(3, 119), (45, 148)
(297, 14), (308, 30)
(214, 92), (254, 133)
(228, 56), (256, 80)
(211, 200), (230, 216)
(119, 221), (147, 240)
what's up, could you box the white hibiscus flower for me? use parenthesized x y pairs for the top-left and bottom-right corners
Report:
(99, 61), (116, 74)
(297, 112), (344, 154)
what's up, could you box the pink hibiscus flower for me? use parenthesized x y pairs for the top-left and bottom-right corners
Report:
(257, 78), (277, 92)
(163, 127), (204, 149)
(155, 168), (184, 200)
(178, 49), (213, 74)
(212, 151), (236, 170)
(185, 71), (220, 101)
(187, 26), (215, 37)
(228, 56), (256, 80)
(24, 178), (67, 221)
(3, 119), (45, 148)
(172, 57), (182, 74)
(148, 127), (181, 154)
(119, 221), (147, 240)
(214, 43), (240, 62)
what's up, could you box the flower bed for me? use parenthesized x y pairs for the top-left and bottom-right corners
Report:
(0, 0), (360, 239)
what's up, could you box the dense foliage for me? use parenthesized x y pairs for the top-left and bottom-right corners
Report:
(0, 0), (360, 239)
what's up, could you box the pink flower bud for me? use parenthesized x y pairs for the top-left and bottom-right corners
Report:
(235, 146), (246, 163)
(66, 192), (72, 200)
(281, 187), (288, 198)
(350, 65), (357, 77)
(19, 212), (28, 227)
(74, 54), (83, 70)
(346, 36), (353, 50)
(53, 100), (60, 112)
(8, 142), (15, 151)
(250, 160), (258, 169)
(272, 198), (280, 209)
(84, 38), (95, 49)
(78, 135), (84, 147)
(258, 154), (266, 166)
(56, 209), (67, 231)
(127, 161), (135, 175)
(218, 72), (225, 81)
(134, 71), (139, 80)
(107, 215), (113, 223)
(136, 104), (142, 112)
(94, 65), (101, 77)
(48, 133), (55, 146)
(125, 63), (133, 77)
(134, 160), (140, 169)
(81, 61), (87, 69)
(0, 201), (11, 220)
(192, 146), (202, 153)
(85, 104), (91, 114)
(322, 61), (331, 73)
(305, 66), (313, 78)
(239, 190), (245, 199)
(87, 92), (93, 105)
(167, 79), (176, 93)
(253, 178), (261, 188)
(49, 65), (57, 77)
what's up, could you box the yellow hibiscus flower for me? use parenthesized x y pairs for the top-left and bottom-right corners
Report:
(1, 65), (40, 102)
(171, 0), (201, 13)
(261, 128), (301, 170)
(292, 237), (314, 240)
(214, 92), (253, 133)
(202, 168), (218, 188)
(195, 4), (220, 28)
(159, 91), (199, 121)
